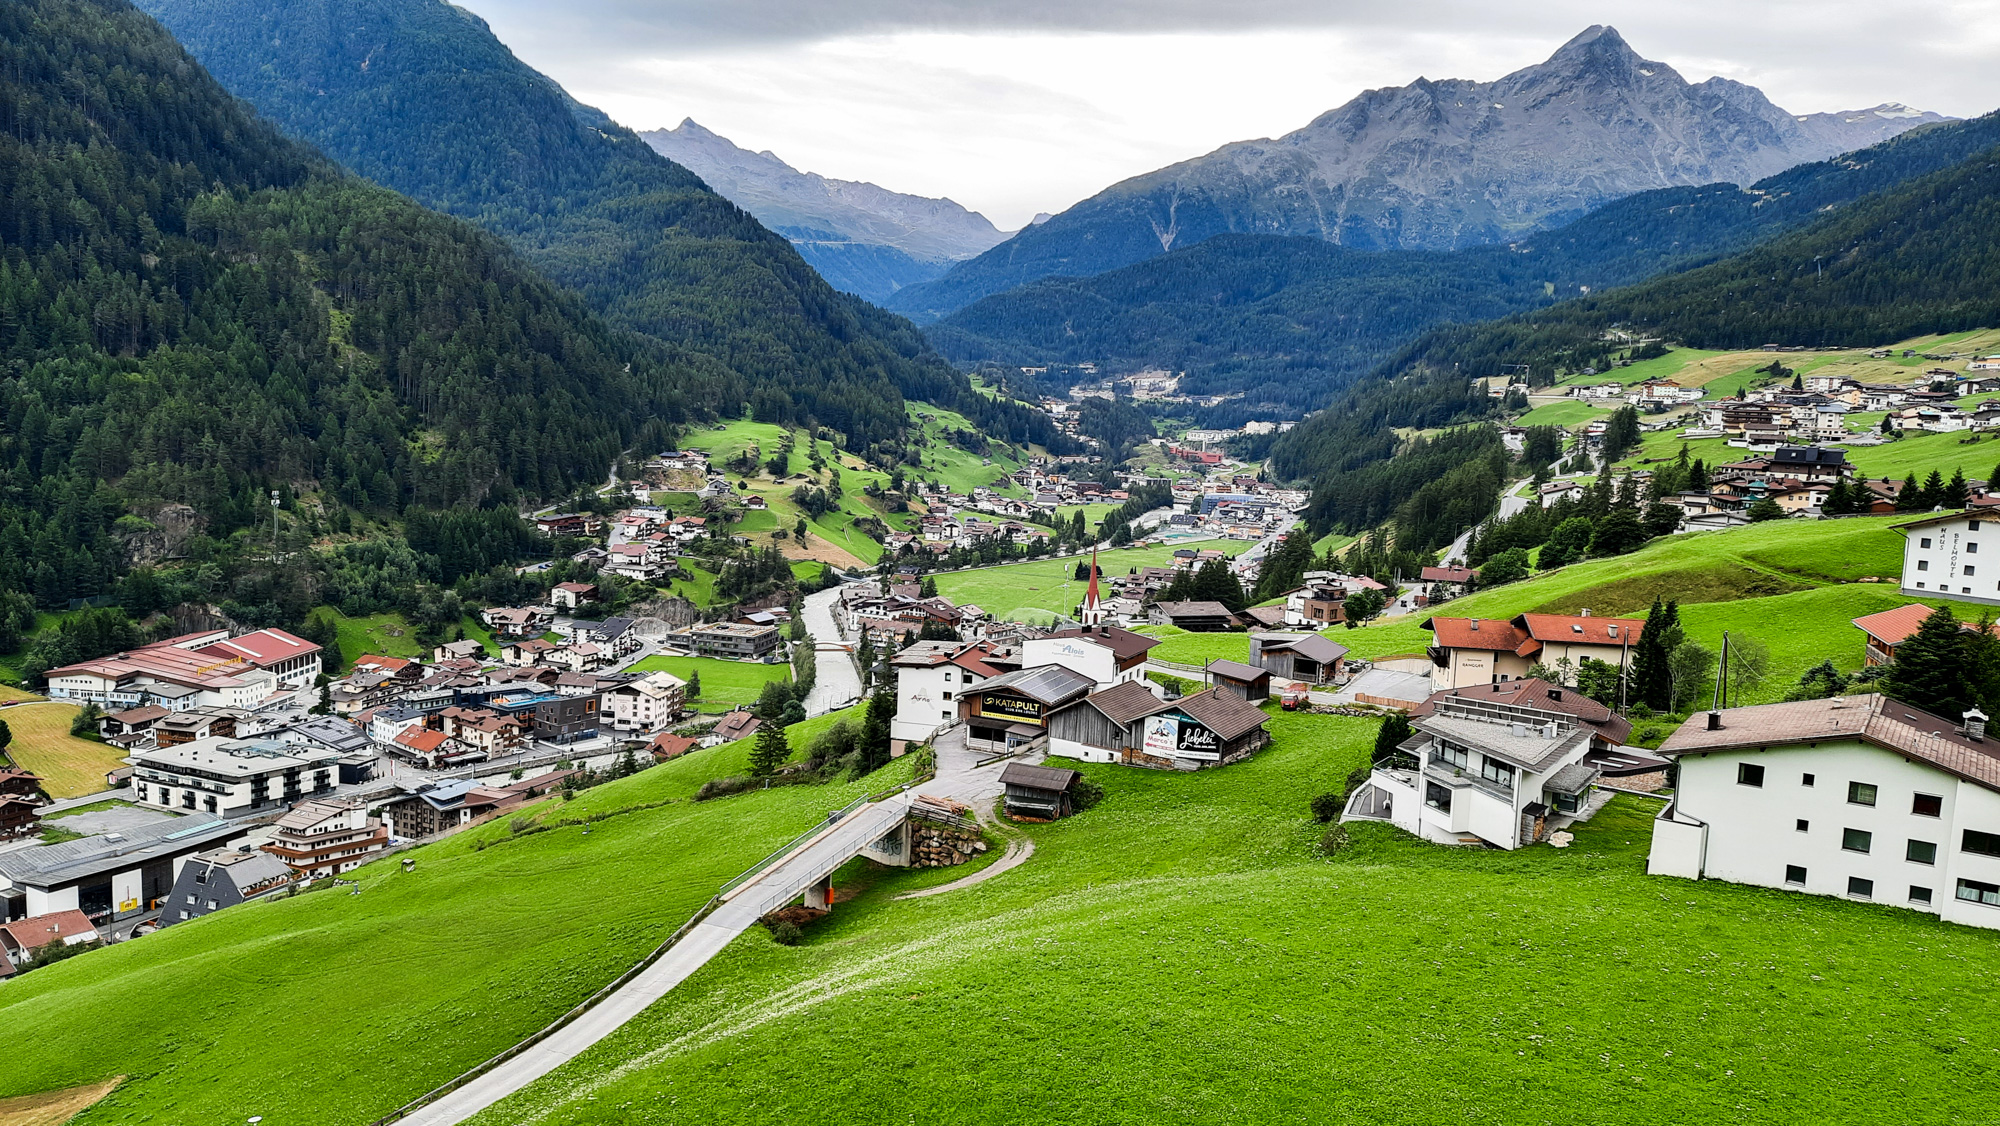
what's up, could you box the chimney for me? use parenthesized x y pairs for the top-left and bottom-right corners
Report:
(1966, 708), (1988, 740)
(1470, 620), (1480, 631)
(1579, 609), (1592, 617)
(1705, 711), (1722, 731)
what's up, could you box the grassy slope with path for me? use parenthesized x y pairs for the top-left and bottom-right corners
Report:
(1, 702), (124, 798)
(456, 709), (2000, 1126)
(932, 541), (1240, 624)
(0, 705), (882, 1124)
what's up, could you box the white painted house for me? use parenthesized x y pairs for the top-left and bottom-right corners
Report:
(1342, 694), (1602, 850)
(1021, 626), (1158, 692)
(1649, 694), (2000, 932)
(888, 640), (1009, 754)
(1895, 509), (2000, 606)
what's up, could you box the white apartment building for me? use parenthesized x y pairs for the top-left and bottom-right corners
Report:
(263, 799), (388, 878)
(603, 671), (686, 732)
(1021, 626), (1157, 692)
(128, 737), (341, 817)
(1650, 694), (2000, 932)
(1341, 695), (1600, 850)
(1896, 509), (2000, 606)
(888, 640), (1006, 753)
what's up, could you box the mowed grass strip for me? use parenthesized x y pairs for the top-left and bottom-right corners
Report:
(0, 706), (897, 1125)
(1, 702), (124, 798)
(934, 542), (1240, 624)
(462, 709), (2000, 1126)
(624, 654), (790, 707)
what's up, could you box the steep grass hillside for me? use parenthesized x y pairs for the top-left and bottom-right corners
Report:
(449, 711), (2000, 1126)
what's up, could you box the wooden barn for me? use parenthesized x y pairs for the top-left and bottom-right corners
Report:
(1250, 632), (1349, 687)
(1045, 680), (1171, 764)
(1131, 687), (1272, 770)
(999, 762), (1082, 820)
(1203, 659), (1272, 702)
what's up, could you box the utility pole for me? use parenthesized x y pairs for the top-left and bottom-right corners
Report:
(271, 489), (281, 563)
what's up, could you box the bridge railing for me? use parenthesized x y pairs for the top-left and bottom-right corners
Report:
(716, 767), (939, 900)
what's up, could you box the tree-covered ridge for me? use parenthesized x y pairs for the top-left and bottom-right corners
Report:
(929, 112), (2000, 426)
(138, 0), (1031, 456)
(0, 0), (708, 604)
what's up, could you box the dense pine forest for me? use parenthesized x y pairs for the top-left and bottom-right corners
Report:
(0, 0), (707, 606)
(931, 112), (2000, 425)
(139, 0), (1062, 459)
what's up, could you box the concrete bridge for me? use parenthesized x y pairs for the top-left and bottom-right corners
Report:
(380, 783), (975, 1126)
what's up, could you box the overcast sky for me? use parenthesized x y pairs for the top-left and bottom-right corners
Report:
(460, 0), (2000, 229)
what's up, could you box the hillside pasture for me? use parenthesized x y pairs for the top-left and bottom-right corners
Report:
(1, 702), (124, 798)
(933, 542), (1240, 624)
(623, 655), (789, 708)
(455, 709), (2000, 1126)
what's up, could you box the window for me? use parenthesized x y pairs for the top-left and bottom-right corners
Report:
(1917, 559), (1930, 571)
(1972, 542), (1983, 554)
(1911, 886), (1934, 905)
(185, 894), (196, 905)
(942, 692), (952, 700)
(1802, 773), (1816, 787)
(1848, 781), (1878, 806)
(1424, 781), (1453, 813)
(1913, 793), (1943, 817)
(1964, 829), (2000, 858)
(206, 900), (218, 911)
(1796, 819), (1810, 832)
(1959, 878), (2000, 907)
(1968, 566), (1979, 577)
(193, 869), (207, 885)
(1907, 839), (1938, 865)
(1921, 537), (1933, 548)
(1848, 876), (1875, 899)
(1737, 762), (1766, 787)
(1436, 742), (1470, 770)
(1842, 828), (1873, 853)
(1479, 757), (1516, 788)
(1785, 864), (1807, 886)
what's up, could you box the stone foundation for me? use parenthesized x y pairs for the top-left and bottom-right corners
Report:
(908, 822), (989, 868)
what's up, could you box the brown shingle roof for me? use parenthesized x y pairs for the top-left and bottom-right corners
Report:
(1205, 659), (1270, 684)
(1657, 693), (2000, 794)
(1046, 625), (1160, 661)
(1080, 680), (1172, 726)
(1170, 687), (1270, 742)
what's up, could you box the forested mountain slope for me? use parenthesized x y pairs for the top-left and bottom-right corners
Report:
(888, 26), (1943, 321)
(0, 0), (712, 603)
(138, 0), (1005, 453)
(1271, 135), (2000, 494)
(930, 111), (2000, 421)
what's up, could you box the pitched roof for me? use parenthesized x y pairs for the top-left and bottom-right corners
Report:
(1205, 659), (1270, 684)
(1422, 617), (1529, 653)
(1256, 632), (1349, 664)
(1156, 600), (1236, 619)
(1852, 602), (1948, 646)
(999, 762), (1080, 792)
(1169, 687), (1270, 741)
(195, 628), (318, 667)
(713, 710), (762, 740)
(1656, 693), (2000, 795)
(974, 663), (1097, 707)
(1513, 613), (1644, 648)
(1044, 625), (1160, 661)
(647, 733), (699, 758)
(1419, 565), (1479, 583)
(1080, 680), (1173, 726)
(0, 910), (96, 955)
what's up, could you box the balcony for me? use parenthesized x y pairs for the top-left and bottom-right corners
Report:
(1424, 761), (1513, 803)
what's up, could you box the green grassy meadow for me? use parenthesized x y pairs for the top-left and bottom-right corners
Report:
(624, 654), (790, 708)
(932, 542), (1238, 623)
(0, 706), (886, 1125)
(449, 710), (2000, 1126)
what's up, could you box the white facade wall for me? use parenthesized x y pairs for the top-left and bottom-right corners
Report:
(891, 665), (968, 746)
(1901, 514), (2000, 606)
(1669, 740), (2000, 929)
(1022, 637), (1140, 691)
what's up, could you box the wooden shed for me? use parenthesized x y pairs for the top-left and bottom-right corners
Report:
(1204, 659), (1272, 702)
(999, 762), (1082, 820)
(1044, 680), (1171, 764)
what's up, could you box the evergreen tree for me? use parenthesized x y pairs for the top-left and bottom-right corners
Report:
(1881, 606), (1974, 720)
(921, 576), (939, 598)
(1922, 469), (1948, 509)
(1896, 474), (1925, 512)
(687, 669), (702, 699)
(1475, 548), (1530, 587)
(855, 684), (895, 776)
(1746, 497), (1785, 522)
(754, 680), (793, 722)
(1945, 468), (1970, 510)
(1189, 559), (1248, 612)
(1599, 407), (1642, 463)
(1631, 598), (1683, 712)
(1372, 713), (1413, 764)
(1538, 517), (1594, 570)
(1686, 459), (1709, 494)
(748, 723), (790, 777)
(1588, 507), (1650, 556)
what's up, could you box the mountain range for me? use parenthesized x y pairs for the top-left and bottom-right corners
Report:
(888, 26), (1949, 321)
(930, 110), (2000, 422)
(640, 119), (1010, 303)
(137, 0), (1054, 457)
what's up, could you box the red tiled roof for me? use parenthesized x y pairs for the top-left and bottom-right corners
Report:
(195, 628), (318, 667)
(394, 728), (449, 752)
(1421, 617), (1529, 653)
(648, 733), (699, 759)
(1419, 565), (1478, 583)
(1851, 602), (1944, 646)
(1513, 613), (1645, 648)
(0, 909), (96, 955)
